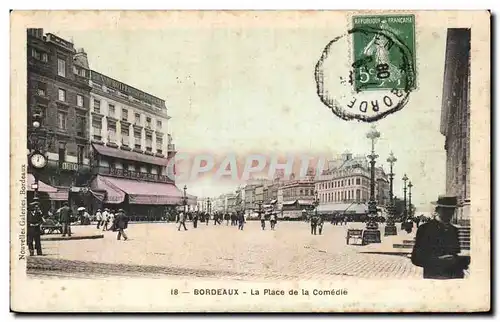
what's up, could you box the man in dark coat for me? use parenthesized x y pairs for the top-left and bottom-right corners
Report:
(114, 209), (129, 241)
(193, 212), (198, 228)
(310, 215), (318, 235)
(27, 200), (44, 256)
(411, 196), (469, 279)
(58, 202), (72, 237)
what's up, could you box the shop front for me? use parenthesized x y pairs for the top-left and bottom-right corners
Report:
(27, 173), (69, 214)
(90, 175), (185, 221)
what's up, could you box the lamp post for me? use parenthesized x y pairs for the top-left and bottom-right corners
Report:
(362, 125), (381, 244)
(207, 197), (211, 215)
(28, 110), (48, 202)
(408, 181), (413, 219)
(183, 185), (188, 213)
(313, 190), (319, 216)
(384, 152), (398, 236)
(402, 174), (408, 222)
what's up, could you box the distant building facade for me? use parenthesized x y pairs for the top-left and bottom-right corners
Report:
(315, 152), (389, 215)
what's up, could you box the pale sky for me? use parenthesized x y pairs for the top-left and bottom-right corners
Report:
(54, 21), (447, 211)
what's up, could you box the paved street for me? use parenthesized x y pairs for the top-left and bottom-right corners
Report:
(27, 221), (423, 280)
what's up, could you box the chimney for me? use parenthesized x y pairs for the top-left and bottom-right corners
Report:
(27, 28), (44, 39)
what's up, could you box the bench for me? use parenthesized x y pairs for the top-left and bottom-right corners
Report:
(346, 229), (364, 245)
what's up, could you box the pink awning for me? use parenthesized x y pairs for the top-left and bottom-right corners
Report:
(96, 176), (184, 205)
(28, 174), (57, 193)
(91, 176), (126, 204)
(93, 143), (169, 166)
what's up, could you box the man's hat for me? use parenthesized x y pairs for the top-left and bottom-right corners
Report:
(431, 195), (458, 208)
(117, 209), (125, 213)
(29, 199), (40, 207)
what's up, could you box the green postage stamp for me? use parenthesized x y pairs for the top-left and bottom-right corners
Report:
(351, 14), (416, 92)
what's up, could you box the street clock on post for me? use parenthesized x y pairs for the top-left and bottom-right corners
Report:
(30, 152), (47, 169)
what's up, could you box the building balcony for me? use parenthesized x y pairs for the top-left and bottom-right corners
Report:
(74, 74), (89, 86)
(93, 166), (174, 184)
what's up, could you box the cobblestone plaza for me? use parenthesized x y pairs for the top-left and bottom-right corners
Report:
(28, 222), (423, 280)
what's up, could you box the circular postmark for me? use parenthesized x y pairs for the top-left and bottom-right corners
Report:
(315, 19), (416, 123)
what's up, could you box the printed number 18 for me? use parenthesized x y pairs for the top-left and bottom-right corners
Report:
(171, 289), (179, 295)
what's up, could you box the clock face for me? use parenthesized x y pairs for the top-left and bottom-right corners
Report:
(30, 153), (47, 169)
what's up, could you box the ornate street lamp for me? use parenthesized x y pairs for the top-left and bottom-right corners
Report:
(313, 190), (319, 216)
(408, 181), (413, 218)
(384, 152), (398, 236)
(28, 110), (48, 201)
(363, 125), (381, 244)
(183, 185), (188, 213)
(402, 174), (409, 222)
(207, 197), (211, 215)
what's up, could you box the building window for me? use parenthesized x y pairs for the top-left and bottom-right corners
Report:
(77, 145), (84, 164)
(135, 113), (141, 125)
(356, 178), (361, 185)
(122, 108), (128, 121)
(108, 123), (116, 143)
(108, 104), (115, 117)
(157, 120), (162, 129)
(58, 142), (66, 163)
(41, 52), (48, 62)
(58, 88), (66, 102)
(146, 133), (153, 152)
(94, 99), (101, 113)
(92, 118), (102, 141)
(134, 129), (142, 149)
(121, 128), (129, 146)
(77, 94), (84, 107)
(57, 112), (67, 130)
(57, 58), (66, 77)
(76, 116), (86, 137)
(146, 117), (152, 128)
(31, 48), (41, 60)
(36, 82), (47, 96)
(156, 137), (163, 154)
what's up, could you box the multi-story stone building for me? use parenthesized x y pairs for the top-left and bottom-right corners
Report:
(281, 175), (316, 220)
(244, 184), (256, 214)
(440, 28), (471, 226)
(27, 29), (92, 213)
(315, 152), (389, 215)
(86, 70), (194, 219)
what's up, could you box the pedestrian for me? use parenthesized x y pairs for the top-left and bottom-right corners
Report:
(27, 200), (44, 256)
(58, 202), (72, 237)
(260, 213), (266, 230)
(237, 212), (246, 230)
(178, 211), (188, 231)
(114, 209), (129, 241)
(411, 196), (469, 279)
(318, 216), (324, 235)
(310, 215), (317, 235)
(193, 212), (198, 228)
(225, 213), (230, 226)
(270, 213), (277, 230)
(343, 216), (348, 226)
(95, 209), (102, 229)
(205, 212), (210, 225)
(109, 210), (117, 231)
(102, 208), (109, 231)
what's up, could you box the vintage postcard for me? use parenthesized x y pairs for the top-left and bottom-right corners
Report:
(10, 10), (490, 312)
